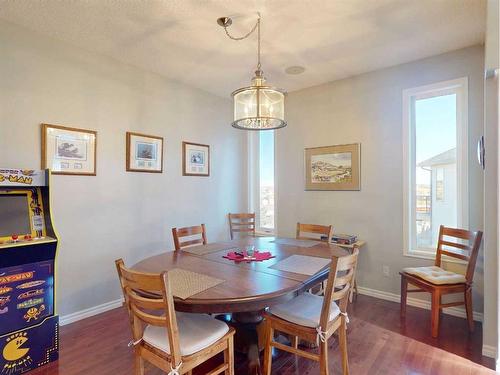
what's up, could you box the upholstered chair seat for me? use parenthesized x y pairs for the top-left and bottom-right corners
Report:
(269, 293), (341, 328)
(143, 312), (229, 356)
(402, 266), (466, 285)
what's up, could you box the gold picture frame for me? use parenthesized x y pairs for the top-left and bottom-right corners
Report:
(305, 143), (360, 191)
(182, 142), (210, 177)
(126, 132), (164, 173)
(41, 123), (97, 176)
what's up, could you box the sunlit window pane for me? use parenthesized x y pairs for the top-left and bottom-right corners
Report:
(414, 94), (457, 249)
(259, 131), (274, 229)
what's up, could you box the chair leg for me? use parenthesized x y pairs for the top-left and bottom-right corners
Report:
(224, 334), (234, 375)
(319, 339), (329, 375)
(338, 322), (349, 375)
(465, 287), (474, 332)
(262, 320), (274, 375)
(134, 352), (144, 375)
(349, 277), (358, 303)
(291, 335), (298, 349)
(431, 291), (440, 338)
(400, 276), (408, 318)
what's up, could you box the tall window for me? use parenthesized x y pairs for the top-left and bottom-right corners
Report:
(403, 78), (468, 257)
(249, 131), (275, 232)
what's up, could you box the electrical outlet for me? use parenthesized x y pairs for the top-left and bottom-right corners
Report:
(383, 265), (390, 277)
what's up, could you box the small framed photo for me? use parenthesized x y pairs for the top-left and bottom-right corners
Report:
(41, 123), (97, 176)
(305, 143), (360, 191)
(182, 142), (210, 177)
(126, 132), (164, 173)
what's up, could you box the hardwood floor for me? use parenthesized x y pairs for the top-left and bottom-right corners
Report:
(31, 295), (494, 374)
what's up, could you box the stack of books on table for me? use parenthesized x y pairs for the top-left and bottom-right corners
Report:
(330, 234), (358, 245)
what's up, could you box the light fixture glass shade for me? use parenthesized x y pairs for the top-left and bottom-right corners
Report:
(231, 75), (286, 130)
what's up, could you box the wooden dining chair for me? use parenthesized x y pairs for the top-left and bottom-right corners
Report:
(115, 259), (235, 375)
(263, 249), (358, 375)
(297, 222), (334, 295)
(228, 213), (256, 240)
(400, 225), (483, 337)
(296, 223), (333, 242)
(172, 224), (207, 251)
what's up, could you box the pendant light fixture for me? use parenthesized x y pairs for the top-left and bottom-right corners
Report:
(217, 14), (287, 130)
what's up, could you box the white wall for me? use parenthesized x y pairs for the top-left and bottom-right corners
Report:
(0, 21), (247, 317)
(276, 46), (485, 312)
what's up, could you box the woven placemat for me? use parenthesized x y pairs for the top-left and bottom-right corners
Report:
(271, 238), (322, 248)
(270, 255), (331, 275)
(168, 268), (225, 300)
(182, 243), (238, 256)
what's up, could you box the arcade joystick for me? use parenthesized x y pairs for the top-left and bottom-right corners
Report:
(24, 234), (32, 241)
(11, 234), (18, 242)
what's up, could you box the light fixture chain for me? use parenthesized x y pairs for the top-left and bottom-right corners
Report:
(223, 18), (259, 41)
(222, 14), (262, 72)
(257, 18), (261, 71)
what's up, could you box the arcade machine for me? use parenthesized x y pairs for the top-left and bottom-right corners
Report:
(0, 169), (59, 374)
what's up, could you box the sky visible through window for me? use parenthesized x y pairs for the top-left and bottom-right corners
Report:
(414, 93), (457, 249)
(415, 94), (456, 184)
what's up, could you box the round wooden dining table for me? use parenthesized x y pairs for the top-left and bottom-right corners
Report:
(133, 236), (348, 373)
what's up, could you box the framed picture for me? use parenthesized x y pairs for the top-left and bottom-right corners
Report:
(126, 132), (164, 173)
(41, 123), (97, 176)
(305, 143), (360, 191)
(182, 142), (210, 177)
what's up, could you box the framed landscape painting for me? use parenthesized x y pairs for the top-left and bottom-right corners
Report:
(126, 132), (163, 173)
(182, 141), (210, 176)
(41, 123), (97, 176)
(305, 143), (360, 191)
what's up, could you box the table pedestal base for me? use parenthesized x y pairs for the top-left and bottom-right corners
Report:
(217, 311), (266, 375)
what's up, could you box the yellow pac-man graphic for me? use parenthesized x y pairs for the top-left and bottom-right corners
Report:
(1, 332), (32, 375)
(23, 305), (45, 323)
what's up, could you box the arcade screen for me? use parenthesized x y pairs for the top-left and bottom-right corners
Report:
(0, 194), (31, 237)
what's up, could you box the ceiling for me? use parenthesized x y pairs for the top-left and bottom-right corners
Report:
(0, 0), (486, 98)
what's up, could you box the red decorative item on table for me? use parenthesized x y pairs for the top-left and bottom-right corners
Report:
(224, 249), (274, 262)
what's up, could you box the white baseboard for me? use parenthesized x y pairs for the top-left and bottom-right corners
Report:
(482, 344), (497, 358)
(357, 286), (483, 322)
(59, 298), (123, 326)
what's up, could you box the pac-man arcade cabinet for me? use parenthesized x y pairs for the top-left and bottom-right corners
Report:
(0, 169), (59, 374)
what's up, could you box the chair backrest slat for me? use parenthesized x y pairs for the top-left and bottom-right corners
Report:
(229, 213), (256, 240)
(332, 268), (355, 287)
(441, 227), (472, 240)
(434, 225), (483, 284)
(130, 303), (167, 326)
(172, 224), (207, 251)
(331, 283), (351, 302)
(127, 289), (166, 310)
(296, 222), (333, 242)
(440, 240), (471, 252)
(439, 250), (468, 262)
(179, 238), (204, 248)
(319, 249), (359, 329)
(115, 259), (182, 365)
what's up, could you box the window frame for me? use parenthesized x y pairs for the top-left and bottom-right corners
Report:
(402, 77), (469, 260)
(247, 131), (277, 234)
